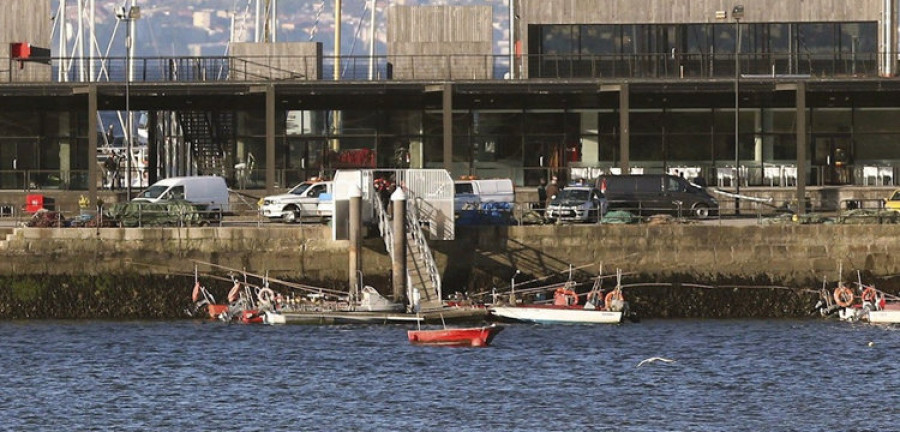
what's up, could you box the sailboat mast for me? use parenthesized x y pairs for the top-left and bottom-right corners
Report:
(57, 0), (67, 81)
(89, 0), (95, 81)
(76, 0), (85, 81)
(254, 0), (260, 42)
(271, 0), (277, 42)
(332, 0), (342, 151)
(368, 0), (375, 80)
(334, 0), (341, 81)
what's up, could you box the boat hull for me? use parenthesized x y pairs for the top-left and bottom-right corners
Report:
(264, 310), (424, 325)
(263, 306), (488, 325)
(207, 304), (228, 319)
(865, 309), (900, 324)
(490, 305), (623, 324)
(407, 325), (504, 347)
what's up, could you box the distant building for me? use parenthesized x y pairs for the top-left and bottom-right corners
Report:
(192, 11), (211, 29)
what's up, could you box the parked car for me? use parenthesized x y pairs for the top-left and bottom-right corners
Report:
(259, 179), (333, 223)
(454, 178), (515, 213)
(596, 174), (718, 219)
(885, 189), (900, 211)
(545, 186), (607, 223)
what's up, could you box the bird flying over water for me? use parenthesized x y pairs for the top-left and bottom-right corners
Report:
(637, 357), (676, 367)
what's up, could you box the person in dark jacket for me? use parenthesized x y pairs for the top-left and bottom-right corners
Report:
(537, 178), (548, 209)
(545, 176), (560, 202)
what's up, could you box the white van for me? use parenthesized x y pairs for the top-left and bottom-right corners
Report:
(260, 179), (334, 223)
(454, 178), (515, 213)
(133, 176), (230, 213)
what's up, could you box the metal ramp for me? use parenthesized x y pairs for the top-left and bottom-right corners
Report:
(176, 110), (233, 176)
(333, 169), (454, 310)
(373, 196), (443, 309)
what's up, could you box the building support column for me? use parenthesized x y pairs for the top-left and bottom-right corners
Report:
(86, 85), (97, 200)
(796, 81), (807, 215)
(619, 84), (630, 172)
(349, 185), (361, 300)
(442, 83), (453, 173)
(266, 84), (276, 193)
(148, 110), (158, 186)
(580, 112), (599, 165)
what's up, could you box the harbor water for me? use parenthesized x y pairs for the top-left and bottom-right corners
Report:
(1, 319), (897, 431)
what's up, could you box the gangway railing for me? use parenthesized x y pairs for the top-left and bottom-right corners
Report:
(406, 198), (442, 304)
(371, 184), (442, 305)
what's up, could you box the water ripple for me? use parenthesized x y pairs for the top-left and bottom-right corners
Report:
(1, 319), (898, 431)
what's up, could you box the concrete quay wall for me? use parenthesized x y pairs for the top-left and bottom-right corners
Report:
(0, 225), (897, 288)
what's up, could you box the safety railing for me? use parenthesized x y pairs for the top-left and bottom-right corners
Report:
(4, 51), (889, 84)
(406, 198), (442, 302)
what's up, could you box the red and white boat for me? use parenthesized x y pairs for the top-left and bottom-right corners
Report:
(490, 270), (630, 325)
(819, 271), (900, 324)
(407, 324), (504, 347)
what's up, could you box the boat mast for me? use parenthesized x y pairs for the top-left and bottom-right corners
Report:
(368, 0), (375, 80)
(56, 0), (67, 81)
(332, 0), (342, 151)
(76, 0), (85, 81)
(89, 0), (95, 81)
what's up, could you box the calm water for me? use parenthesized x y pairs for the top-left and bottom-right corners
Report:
(1, 319), (897, 431)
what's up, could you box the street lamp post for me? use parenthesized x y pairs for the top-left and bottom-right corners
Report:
(732, 5), (744, 215)
(116, 5), (140, 200)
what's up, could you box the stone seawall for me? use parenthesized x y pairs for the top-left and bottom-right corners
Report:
(1, 224), (897, 284)
(0, 224), (897, 319)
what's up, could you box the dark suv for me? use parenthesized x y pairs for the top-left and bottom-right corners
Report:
(596, 174), (718, 219)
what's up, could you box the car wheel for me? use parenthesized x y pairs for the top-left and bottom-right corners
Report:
(693, 204), (710, 219)
(282, 207), (299, 223)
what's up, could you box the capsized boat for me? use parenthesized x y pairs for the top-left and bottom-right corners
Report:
(187, 278), (229, 319)
(407, 324), (504, 347)
(489, 268), (630, 325)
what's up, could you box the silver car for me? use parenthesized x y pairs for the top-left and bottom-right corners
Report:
(545, 186), (608, 223)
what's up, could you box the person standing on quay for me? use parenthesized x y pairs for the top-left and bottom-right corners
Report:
(545, 176), (560, 202)
(537, 178), (548, 209)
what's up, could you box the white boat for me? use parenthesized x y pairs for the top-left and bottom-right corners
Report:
(490, 304), (623, 324)
(489, 269), (629, 325)
(865, 307), (900, 324)
(820, 270), (900, 324)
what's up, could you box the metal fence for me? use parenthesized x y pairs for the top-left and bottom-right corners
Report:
(4, 51), (890, 84)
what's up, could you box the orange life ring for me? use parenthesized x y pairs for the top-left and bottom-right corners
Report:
(567, 290), (578, 306)
(861, 286), (877, 302)
(605, 290), (624, 309)
(833, 285), (854, 307)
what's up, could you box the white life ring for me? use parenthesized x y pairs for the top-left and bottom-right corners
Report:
(257, 287), (275, 304)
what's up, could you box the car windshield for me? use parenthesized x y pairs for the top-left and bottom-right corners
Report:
(891, 191), (900, 201)
(139, 185), (168, 199)
(288, 183), (313, 195)
(558, 189), (591, 201)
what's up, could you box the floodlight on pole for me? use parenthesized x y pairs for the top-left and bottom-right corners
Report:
(116, 5), (140, 200)
(732, 5), (743, 216)
(717, 5), (744, 216)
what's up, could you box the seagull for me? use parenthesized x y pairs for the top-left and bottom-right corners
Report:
(637, 357), (676, 367)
